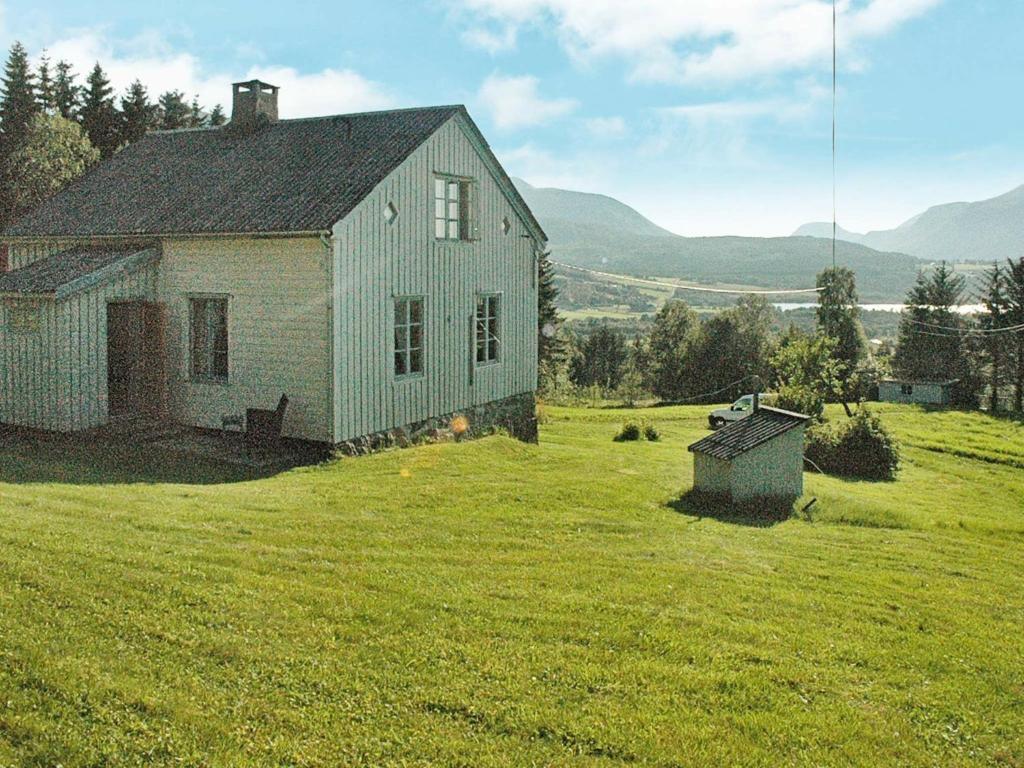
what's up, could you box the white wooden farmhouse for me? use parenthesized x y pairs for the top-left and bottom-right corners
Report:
(0, 80), (546, 446)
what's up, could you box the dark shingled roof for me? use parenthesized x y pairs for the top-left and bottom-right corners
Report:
(0, 246), (158, 298)
(688, 406), (809, 461)
(4, 105), (499, 238)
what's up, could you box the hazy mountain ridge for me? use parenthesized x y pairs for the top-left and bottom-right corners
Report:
(794, 184), (1024, 262)
(515, 179), (920, 302)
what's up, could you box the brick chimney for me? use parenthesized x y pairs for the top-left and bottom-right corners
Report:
(230, 79), (279, 131)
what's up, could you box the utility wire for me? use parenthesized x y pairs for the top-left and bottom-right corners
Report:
(903, 316), (1024, 334)
(663, 374), (761, 405)
(827, 0), (835, 270)
(551, 261), (824, 295)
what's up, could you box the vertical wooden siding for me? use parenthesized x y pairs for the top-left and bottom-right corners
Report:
(0, 261), (158, 431)
(331, 114), (539, 442)
(158, 237), (332, 442)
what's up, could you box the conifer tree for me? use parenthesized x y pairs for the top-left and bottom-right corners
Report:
(80, 63), (120, 157)
(208, 103), (226, 126)
(119, 80), (155, 145)
(893, 262), (980, 405)
(1004, 257), (1024, 412)
(188, 94), (206, 128)
(978, 262), (1009, 412)
(0, 41), (39, 155)
(36, 53), (55, 113)
(53, 60), (80, 120)
(157, 90), (190, 129)
(0, 41), (39, 225)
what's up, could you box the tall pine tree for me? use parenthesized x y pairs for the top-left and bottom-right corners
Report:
(188, 94), (206, 128)
(1004, 257), (1024, 412)
(978, 262), (1009, 412)
(893, 262), (979, 405)
(0, 41), (39, 225)
(537, 250), (562, 370)
(80, 63), (120, 157)
(119, 80), (155, 145)
(157, 90), (190, 130)
(208, 103), (226, 126)
(0, 42), (39, 155)
(36, 53), (55, 113)
(53, 60), (80, 120)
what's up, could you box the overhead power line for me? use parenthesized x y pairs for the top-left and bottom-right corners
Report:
(551, 261), (824, 296)
(904, 317), (1024, 335)
(832, 0), (838, 270)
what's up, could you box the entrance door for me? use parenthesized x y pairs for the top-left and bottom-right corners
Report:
(107, 302), (144, 417)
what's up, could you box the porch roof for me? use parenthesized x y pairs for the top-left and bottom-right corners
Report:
(0, 246), (159, 300)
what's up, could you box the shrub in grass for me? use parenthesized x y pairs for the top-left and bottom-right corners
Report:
(643, 424), (660, 442)
(614, 422), (642, 442)
(806, 409), (901, 481)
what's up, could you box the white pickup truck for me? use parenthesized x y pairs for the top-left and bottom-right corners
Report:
(708, 395), (755, 429)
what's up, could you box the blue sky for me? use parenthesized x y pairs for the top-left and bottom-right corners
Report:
(3, 0), (1022, 236)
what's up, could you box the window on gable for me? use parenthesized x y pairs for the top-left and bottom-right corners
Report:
(190, 296), (229, 382)
(384, 201), (398, 224)
(394, 296), (424, 377)
(434, 176), (474, 241)
(501, 216), (511, 235)
(475, 294), (500, 364)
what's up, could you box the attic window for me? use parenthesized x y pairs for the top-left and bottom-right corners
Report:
(501, 217), (511, 235)
(384, 201), (398, 224)
(434, 176), (475, 241)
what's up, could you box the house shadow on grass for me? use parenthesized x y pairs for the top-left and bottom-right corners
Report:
(0, 426), (328, 486)
(666, 489), (795, 528)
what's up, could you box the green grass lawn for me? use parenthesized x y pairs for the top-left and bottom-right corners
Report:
(1, 405), (1023, 766)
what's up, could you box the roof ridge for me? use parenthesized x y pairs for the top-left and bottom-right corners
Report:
(277, 104), (464, 124)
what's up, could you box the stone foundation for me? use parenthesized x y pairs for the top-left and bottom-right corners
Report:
(335, 391), (537, 456)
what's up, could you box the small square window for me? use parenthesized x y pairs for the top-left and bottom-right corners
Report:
(383, 201), (398, 224)
(501, 217), (511, 235)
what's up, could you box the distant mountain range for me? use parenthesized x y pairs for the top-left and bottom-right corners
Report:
(513, 178), (920, 302)
(794, 184), (1024, 262)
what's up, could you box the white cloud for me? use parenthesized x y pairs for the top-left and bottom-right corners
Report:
(42, 29), (394, 117)
(477, 73), (577, 129)
(461, 25), (518, 54)
(584, 116), (626, 138)
(451, 0), (941, 83)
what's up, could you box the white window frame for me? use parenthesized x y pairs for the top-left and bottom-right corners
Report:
(189, 295), (229, 383)
(434, 175), (474, 241)
(475, 293), (500, 365)
(394, 295), (425, 379)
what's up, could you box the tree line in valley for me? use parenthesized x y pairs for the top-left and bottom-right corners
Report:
(0, 41), (226, 227)
(537, 259), (1024, 417)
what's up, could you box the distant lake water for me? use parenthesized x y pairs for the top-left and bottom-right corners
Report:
(774, 303), (985, 315)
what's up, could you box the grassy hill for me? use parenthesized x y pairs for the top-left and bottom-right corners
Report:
(1, 405), (1023, 765)
(515, 179), (922, 302)
(795, 184), (1024, 263)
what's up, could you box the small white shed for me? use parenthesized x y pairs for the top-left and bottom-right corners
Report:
(687, 406), (810, 504)
(878, 379), (957, 406)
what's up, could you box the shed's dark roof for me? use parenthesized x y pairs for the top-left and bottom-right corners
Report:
(4, 105), (498, 238)
(688, 406), (809, 461)
(0, 246), (157, 298)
